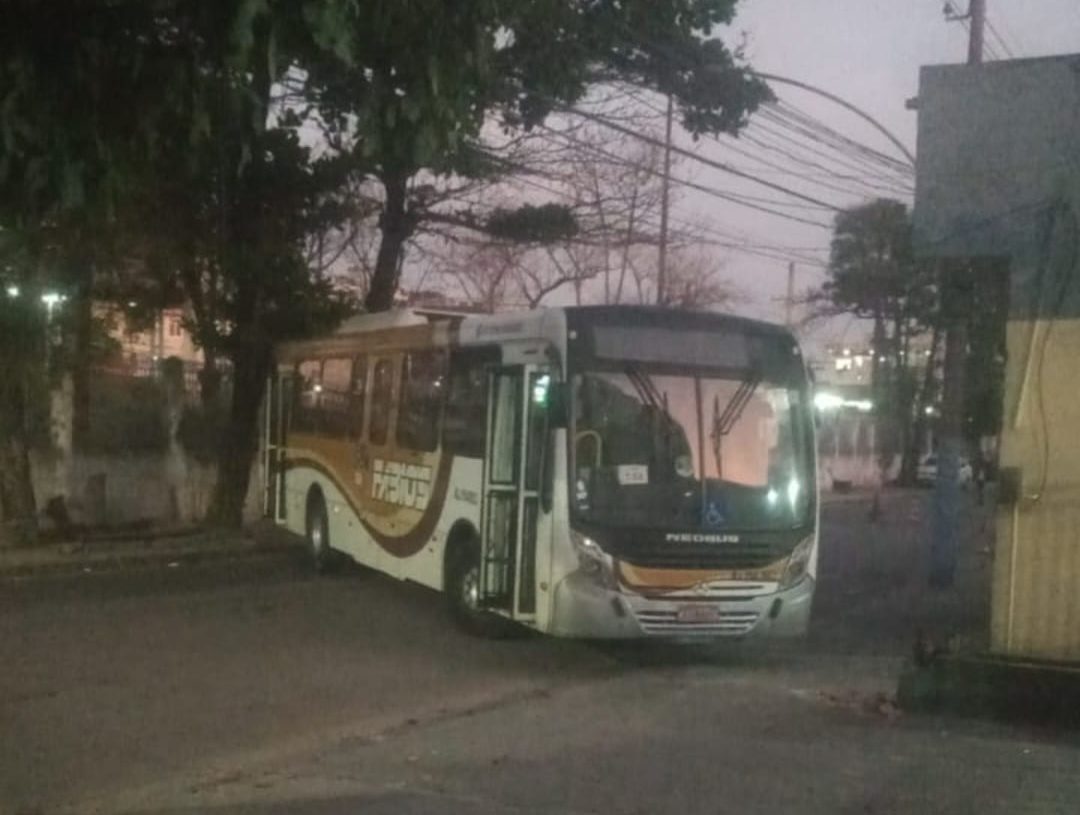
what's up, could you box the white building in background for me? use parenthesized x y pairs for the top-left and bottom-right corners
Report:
(97, 305), (204, 371)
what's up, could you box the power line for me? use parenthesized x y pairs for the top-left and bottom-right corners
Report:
(596, 56), (916, 204)
(617, 85), (903, 197)
(766, 102), (915, 176)
(560, 104), (845, 214)
(984, 17), (1016, 59)
(477, 149), (830, 269)
(749, 113), (915, 188)
(602, 20), (916, 167)
(539, 122), (835, 228)
(739, 121), (915, 198)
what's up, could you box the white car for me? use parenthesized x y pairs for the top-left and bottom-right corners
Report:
(917, 454), (973, 486)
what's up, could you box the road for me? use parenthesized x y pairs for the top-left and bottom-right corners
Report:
(3, 491), (1078, 814)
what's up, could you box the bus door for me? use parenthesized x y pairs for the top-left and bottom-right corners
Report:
(263, 370), (289, 522)
(480, 364), (551, 620)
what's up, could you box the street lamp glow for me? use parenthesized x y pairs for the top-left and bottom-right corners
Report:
(814, 392), (844, 411)
(40, 292), (62, 307)
(5, 285), (18, 298)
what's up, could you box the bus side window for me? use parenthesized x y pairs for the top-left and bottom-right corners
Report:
(369, 358), (396, 446)
(444, 347), (499, 458)
(351, 355), (368, 440)
(398, 350), (447, 453)
(294, 359), (322, 434)
(320, 357), (352, 438)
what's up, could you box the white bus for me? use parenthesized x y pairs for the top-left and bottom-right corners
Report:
(265, 306), (818, 639)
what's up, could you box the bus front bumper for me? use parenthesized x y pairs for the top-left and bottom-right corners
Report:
(549, 571), (814, 639)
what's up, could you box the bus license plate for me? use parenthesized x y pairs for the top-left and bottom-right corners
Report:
(677, 605), (722, 624)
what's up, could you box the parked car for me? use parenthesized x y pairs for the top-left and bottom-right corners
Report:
(916, 454), (973, 486)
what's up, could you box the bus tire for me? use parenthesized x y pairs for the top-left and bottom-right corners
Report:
(305, 489), (338, 574)
(445, 535), (517, 639)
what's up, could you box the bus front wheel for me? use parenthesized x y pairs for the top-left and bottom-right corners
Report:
(445, 537), (517, 638)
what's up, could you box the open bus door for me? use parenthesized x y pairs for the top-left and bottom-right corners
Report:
(479, 364), (551, 621)
(263, 370), (289, 521)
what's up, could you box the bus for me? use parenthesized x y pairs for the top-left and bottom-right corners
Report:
(265, 305), (818, 639)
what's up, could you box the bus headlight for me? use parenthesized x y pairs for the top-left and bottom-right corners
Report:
(779, 536), (815, 590)
(570, 530), (617, 590)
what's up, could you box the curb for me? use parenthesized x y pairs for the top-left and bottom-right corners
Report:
(0, 533), (300, 580)
(898, 653), (1080, 727)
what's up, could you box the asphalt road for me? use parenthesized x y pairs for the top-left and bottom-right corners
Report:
(5, 491), (1075, 815)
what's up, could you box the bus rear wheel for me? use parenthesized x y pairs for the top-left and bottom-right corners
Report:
(305, 490), (338, 574)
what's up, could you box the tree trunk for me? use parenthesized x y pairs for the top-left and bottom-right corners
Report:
(365, 171), (413, 313)
(0, 358), (38, 548)
(900, 321), (942, 484)
(198, 346), (222, 406)
(0, 435), (37, 548)
(70, 275), (94, 451)
(206, 339), (271, 528)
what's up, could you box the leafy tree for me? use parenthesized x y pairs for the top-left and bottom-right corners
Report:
(301, 0), (769, 312)
(0, 2), (185, 543)
(2, 0), (767, 532)
(812, 199), (938, 482)
(117, 1), (362, 526)
(2, 1), (361, 529)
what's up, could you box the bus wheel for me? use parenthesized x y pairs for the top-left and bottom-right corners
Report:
(446, 539), (516, 638)
(305, 490), (337, 574)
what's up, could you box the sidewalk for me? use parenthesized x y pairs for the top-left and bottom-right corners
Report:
(0, 522), (297, 579)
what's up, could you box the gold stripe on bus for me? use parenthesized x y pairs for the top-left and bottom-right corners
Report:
(284, 433), (453, 559)
(616, 559), (786, 594)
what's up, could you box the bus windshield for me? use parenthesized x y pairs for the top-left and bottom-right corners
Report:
(571, 367), (812, 532)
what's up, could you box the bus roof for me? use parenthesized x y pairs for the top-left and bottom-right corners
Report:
(278, 305), (797, 362)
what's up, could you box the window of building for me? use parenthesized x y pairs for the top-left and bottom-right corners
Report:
(168, 317), (183, 338)
(398, 350), (447, 452)
(444, 347), (499, 458)
(369, 358), (396, 446)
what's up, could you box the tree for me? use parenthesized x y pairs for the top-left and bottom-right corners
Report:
(122, 2), (362, 526)
(0, 2), (190, 544)
(2, 2), (363, 530)
(302, 0), (769, 313)
(811, 199), (938, 482)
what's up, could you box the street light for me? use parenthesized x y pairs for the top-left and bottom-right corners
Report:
(40, 291), (66, 316)
(5, 285), (19, 298)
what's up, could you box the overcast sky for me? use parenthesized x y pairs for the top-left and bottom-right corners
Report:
(681, 0), (1080, 347)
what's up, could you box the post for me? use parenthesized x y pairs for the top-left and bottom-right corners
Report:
(785, 262), (796, 327)
(656, 94), (674, 306)
(968, 0), (986, 66)
(930, 3), (984, 587)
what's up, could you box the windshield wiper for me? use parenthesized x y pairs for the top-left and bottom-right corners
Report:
(625, 364), (675, 466)
(624, 365), (666, 414)
(710, 372), (760, 480)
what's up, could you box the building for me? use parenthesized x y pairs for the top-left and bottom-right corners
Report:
(914, 54), (1080, 662)
(96, 305), (204, 378)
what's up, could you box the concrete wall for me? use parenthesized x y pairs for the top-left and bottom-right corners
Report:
(32, 450), (263, 529)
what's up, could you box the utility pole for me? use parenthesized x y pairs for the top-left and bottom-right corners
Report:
(931, 0), (984, 588)
(656, 93), (674, 306)
(785, 262), (796, 328)
(967, 0), (986, 65)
